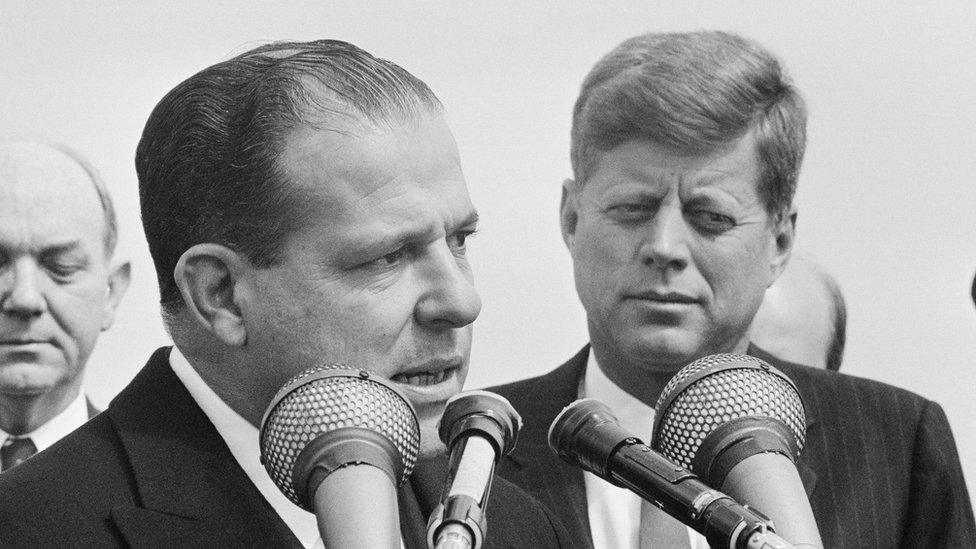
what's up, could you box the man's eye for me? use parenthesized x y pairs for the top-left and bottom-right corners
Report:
(449, 230), (477, 255)
(689, 210), (736, 233)
(607, 203), (653, 220)
(360, 248), (406, 271)
(377, 249), (405, 266)
(45, 261), (83, 279)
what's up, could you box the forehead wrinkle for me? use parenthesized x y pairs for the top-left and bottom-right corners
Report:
(1, 240), (86, 258)
(354, 182), (475, 253)
(281, 127), (403, 206)
(683, 173), (763, 209)
(1, 184), (106, 262)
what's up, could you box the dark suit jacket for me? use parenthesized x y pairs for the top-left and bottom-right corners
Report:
(0, 347), (572, 548)
(488, 345), (976, 549)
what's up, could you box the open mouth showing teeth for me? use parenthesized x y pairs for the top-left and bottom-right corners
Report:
(392, 369), (452, 386)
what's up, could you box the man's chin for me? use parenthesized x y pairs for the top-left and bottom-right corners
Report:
(418, 431), (448, 459)
(0, 366), (64, 397)
(617, 334), (708, 371)
(415, 403), (450, 459)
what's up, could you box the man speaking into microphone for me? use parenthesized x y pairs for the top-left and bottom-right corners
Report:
(0, 39), (569, 547)
(488, 30), (974, 548)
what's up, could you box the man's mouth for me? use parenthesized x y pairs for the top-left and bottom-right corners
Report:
(631, 290), (700, 304)
(391, 367), (454, 387)
(0, 338), (49, 346)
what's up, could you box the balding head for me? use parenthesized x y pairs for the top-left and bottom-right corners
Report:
(750, 255), (846, 371)
(0, 142), (119, 257)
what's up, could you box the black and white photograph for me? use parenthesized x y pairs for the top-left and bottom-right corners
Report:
(1, 2), (973, 547)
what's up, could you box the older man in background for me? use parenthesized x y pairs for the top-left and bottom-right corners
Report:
(489, 30), (974, 548)
(0, 142), (129, 471)
(750, 254), (846, 371)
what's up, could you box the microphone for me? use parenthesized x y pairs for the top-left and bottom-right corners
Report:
(427, 390), (521, 549)
(549, 398), (794, 549)
(260, 365), (421, 549)
(652, 353), (823, 549)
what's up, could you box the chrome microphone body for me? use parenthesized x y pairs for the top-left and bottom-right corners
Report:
(653, 354), (823, 549)
(549, 398), (795, 549)
(260, 365), (421, 549)
(428, 390), (522, 549)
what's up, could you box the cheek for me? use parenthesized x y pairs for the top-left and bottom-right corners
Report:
(300, 288), (415, 358)
(50, 288), (110, 345)
(697, 240), (772, 311)
(573, 226), (630, 280)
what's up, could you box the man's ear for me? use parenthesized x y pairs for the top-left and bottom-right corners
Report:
(560, 178), (580, 250)
(173, 244), (248, 347)
(768, 207), (798, 286)
(99, 261), (131, 331)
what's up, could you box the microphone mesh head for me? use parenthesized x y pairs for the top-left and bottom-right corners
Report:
(651, 354), (805, 471)
(260, 365), (421, 509)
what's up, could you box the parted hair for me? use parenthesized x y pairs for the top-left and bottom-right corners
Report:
(571, 30), (806, 219)
(136, 39), (442, 314)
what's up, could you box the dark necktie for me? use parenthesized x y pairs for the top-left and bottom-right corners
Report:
(1, 437), (37, 471)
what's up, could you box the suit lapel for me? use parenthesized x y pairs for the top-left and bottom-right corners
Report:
(397, 454), (450, 549)
(105, 347), (301, 547)
(397, 481), (429, 549)
(498, 346), (594, 549)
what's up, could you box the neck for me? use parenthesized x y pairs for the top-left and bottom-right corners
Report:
(0, 384), (80, 435)
(176, 339), (268, 429)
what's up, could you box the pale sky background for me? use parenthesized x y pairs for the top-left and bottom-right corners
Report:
(3, 2), (974, 504)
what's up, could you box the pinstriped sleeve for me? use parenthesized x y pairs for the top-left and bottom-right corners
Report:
(900, 400), (975, 548)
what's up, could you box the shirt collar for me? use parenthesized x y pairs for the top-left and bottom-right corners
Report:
(582, 351), (656, 442)
(0, 390), (89, 451)
(167, 346), (320, 548)
(580, 349), (709, 549)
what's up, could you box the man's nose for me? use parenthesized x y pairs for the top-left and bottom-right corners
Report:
(414, 246), (482, 329)
(1, 259), (47, 318)
(637, 206), (691, 271)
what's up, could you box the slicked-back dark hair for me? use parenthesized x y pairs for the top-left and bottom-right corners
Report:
(137, 39), (442, 315)
(571, 31), (806, 219)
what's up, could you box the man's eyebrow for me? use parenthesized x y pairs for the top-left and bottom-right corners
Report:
(38, 241), (87, 257)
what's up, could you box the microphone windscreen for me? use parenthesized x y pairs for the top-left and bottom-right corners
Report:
(439, 390), (522, 455)
(259, 365), (421, 510)
(651, 354), (805, 475)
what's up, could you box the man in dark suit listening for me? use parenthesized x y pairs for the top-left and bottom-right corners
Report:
(0, 142), (129, 471)
(0, 40), (570, 547)
(488, 30), (974, 548)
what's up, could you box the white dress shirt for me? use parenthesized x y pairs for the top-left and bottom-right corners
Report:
(168, 347), (324, 549)
(581, 351), (708, 549)
(0, 389), (89, 452)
